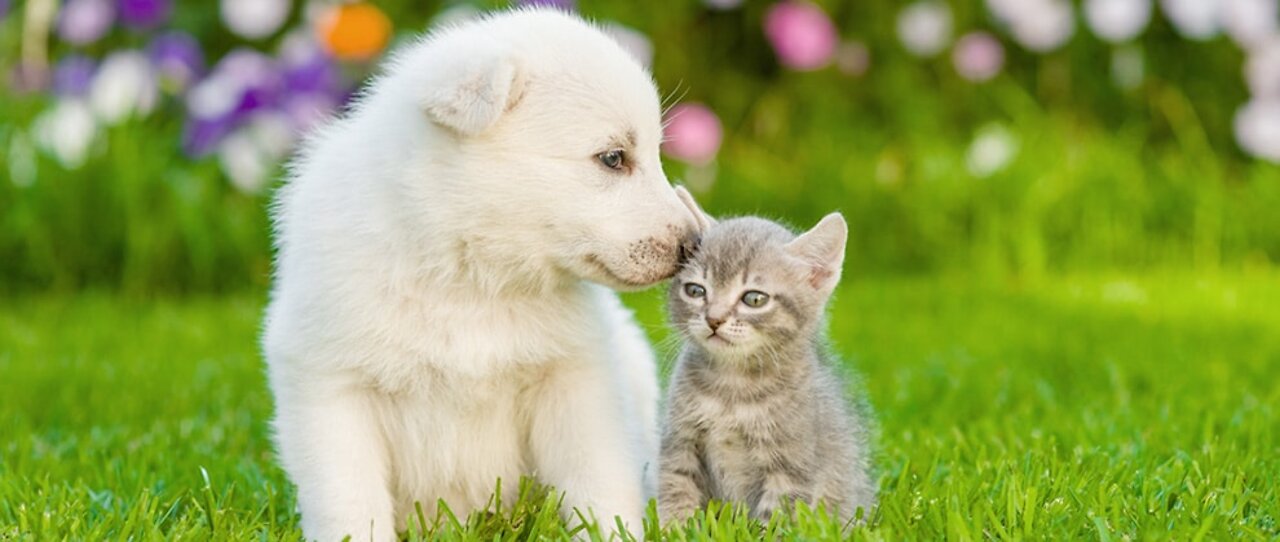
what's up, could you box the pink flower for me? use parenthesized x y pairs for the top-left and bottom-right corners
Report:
(953, 32), (1004, 82)
(663, 103), (723, 166)
(764, 1), (838, 71)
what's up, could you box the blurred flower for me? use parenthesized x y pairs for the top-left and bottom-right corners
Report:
(32, 99), (98, 169)
(764, 1), (837, 71)
(1160, 0), (1221, 40)
(222, 0), (291, 40)
(1085, 0), (1151, 42)
(217, 112), (294, 193)
(0, 0), (10, 20)
(897, 2), (952, 57)
(966, 123), (1018, 177)
(835, 41), (871, 76)
(515, 0), (575, 9)
(183, 49), (289, 156)
(1112, 46), (1144, 89)
(58, 0), (115, 46)
(8, 131), (38, 188)
(1234, 98), (1280, 161)
(603, 23), (653, 69)
(89, 51), (157, 125)
(53, 55), (97, 97)
(663, 103), (722, 166)
(705, 0), (744, 9)
(953, 32), (1004, 82)
(317, 2), (392, 61)
(117, 0), (170, 29)
(1222, 0), (1277, 49)
(148, 32), (204, 93)
(1246, 36), (1280, 96)
(430, 4), (481, 29)
(279, 32), (341, 95)
(282, 93), (339, 134)
(1008, 0), (1076, 52)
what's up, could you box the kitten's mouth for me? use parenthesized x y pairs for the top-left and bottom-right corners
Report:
(705, 332), (732, 345)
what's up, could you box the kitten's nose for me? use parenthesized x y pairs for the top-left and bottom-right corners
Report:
(705, 316), (725, 331)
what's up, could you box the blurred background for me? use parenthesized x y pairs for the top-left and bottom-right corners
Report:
(1, 0), (1278, 292)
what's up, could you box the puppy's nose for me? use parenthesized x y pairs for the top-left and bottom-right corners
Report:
(706, 316), (725, 331)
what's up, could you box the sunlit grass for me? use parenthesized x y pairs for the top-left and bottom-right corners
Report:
(2, 273), (1277, 539)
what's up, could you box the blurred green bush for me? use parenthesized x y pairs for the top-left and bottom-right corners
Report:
(1, 0), (1278, 295)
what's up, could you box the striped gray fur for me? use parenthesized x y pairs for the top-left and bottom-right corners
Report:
(657, 215), (877, 525)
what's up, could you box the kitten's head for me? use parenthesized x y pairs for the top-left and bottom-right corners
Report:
(668, 207), (848, 360)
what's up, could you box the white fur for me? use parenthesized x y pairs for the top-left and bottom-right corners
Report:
(263, 9), (696, 541)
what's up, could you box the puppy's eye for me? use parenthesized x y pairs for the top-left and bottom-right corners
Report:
(597, 149), (625, 170)
(683, 282), (706, 298)
(741, 290), (769, 308)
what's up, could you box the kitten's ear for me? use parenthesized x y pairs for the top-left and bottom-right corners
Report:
(675, 185), (716, 232)
(785, 213), (847, 292)
(421, 44), (526, 136)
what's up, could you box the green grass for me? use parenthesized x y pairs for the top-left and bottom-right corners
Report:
(2, 273), (1277, 539)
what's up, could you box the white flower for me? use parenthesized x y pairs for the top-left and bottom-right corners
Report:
(8, 131), (38, 187)
(32, 99), (98, 169)
(89, 51), (157, 125)
(953, 32), (1005, 82)
(218, 112), (295, 193)
(897, 2), (953, 57)
(603, 23), (653, 69)
(1112, 46), (1145, 89)
(221, 0), (291, 40)
(1009, 0), (1076, 52)
(1234, 98), (1280, 161)
(1160, 0), (1221, 40)
(1222, 0), (1277, 49)
(1245, 36), (1280, 96)
(966, 123), (1019, 177)
(1085, 0), (1152, 42)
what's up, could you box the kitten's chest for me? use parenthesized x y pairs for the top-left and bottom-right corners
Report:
(693, 387), (794, 500)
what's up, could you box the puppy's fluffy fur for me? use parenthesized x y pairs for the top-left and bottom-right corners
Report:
(263, 9), (698, 540)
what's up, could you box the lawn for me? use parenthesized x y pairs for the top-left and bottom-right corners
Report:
(2, 273), (1277, 540)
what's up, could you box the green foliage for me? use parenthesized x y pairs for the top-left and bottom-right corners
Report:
(2, 0), (1279, 294)
(3, 275), (1276, 539)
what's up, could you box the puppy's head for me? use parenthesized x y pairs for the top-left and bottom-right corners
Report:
(408, 9), (700, 290)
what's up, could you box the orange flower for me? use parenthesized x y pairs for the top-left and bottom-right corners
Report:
(316, 3), (392, 61)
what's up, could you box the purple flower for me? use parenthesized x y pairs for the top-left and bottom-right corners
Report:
(58, 0), (115, 46)
(53, 55), (97, 97)
(279, 33), (341, 96)
(182, 49), (283, 156)
(182, 115), (235, 158)
(764, 1), (838, 71)
(0, 0), (10, 20)
(515, 0), (575, 10)
(663, 103), (723, 165)
(148, 31), (204, 92)
(117, 0), (170, 29)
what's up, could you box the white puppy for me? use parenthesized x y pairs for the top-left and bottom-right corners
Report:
(262, 8), (700, 541)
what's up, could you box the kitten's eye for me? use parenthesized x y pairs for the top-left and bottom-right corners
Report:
(683, 282), (706, 298)
(741, 290), (769, 308)
(597, 149), (625, 170)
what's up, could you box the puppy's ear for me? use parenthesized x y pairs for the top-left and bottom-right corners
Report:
(674, 185), (716, 233)
(784, 212), (847, 293)
(421, 47), (526, 136)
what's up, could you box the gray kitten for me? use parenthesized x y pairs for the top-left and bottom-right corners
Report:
(657, 193), (877, 526)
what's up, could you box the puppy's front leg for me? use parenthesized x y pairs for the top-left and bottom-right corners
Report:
(275, 387), (396, 542)
(528, 362), (646, 535)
